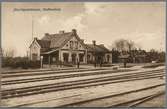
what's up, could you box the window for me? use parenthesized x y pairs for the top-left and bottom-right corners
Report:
(87, 55), (90, 61)
(52, 57), (56, 62)
(70, 41), (73, 49)
(69, 41), (79, 49)
(33, 45), (37, 51)
(75, 41), (78, 49)
(63, 53), (69, 62)
(72, 53), (76, 63)
(79, 54), (84, 62)
(107, 55), (110, 62)
(32, 53), (38, 61)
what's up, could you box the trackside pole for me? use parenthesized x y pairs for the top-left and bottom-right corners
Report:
(0, 48), (2, 106)
(40, 56), (43, 68)
(77, 58), (80, 69)
(0, 2), (2, 105)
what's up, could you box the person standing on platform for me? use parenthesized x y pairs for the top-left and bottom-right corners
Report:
(100, 59), (102, 68)
(124, 59), (127, 68)
(77, 58), (80, 68)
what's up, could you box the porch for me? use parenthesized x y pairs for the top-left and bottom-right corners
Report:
(41, 50), (87, 65)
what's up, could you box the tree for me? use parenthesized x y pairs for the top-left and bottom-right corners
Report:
(158, 51), (165, 62)
(113, 39), (126, 52)
(127, 40), (135, 52)
(149, 49), (159, 62)
(111, 49), (120, 63)
(3, 48), (16, 58)
(111, 39), (137, 65)
(112, 39), (136, 52)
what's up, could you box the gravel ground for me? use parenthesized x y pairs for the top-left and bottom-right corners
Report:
(136, 94), (165, 107)
(2, 77), (165, 107)
(1, 66), (165, 107)
(2, 69), (138, 90)
(2, 68), (161, 90)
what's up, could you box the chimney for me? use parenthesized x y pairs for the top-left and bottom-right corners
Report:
(92, 40), (96, 46)
(81, 39), (84, 43)
(34, 37), (38, 40)
(100, 44), (104, 46)
(72, 29), (77, 34)
(59, 30), (65, 34)
(45, 33), (49, 36)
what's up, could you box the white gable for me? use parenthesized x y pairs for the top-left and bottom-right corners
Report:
(30, 40), (41, 60)
(30, 40), (41, 50)
(62, 36), (85, 50)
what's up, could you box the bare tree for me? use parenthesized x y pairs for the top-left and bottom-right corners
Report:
(127, 40), (135, 52)
(113, 39), (127, 51)
(112, 39), (136, 52)
(150, 48), (157, 53)
(3, 48), (16, 58)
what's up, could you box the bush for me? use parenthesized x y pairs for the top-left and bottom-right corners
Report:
(2, 57), (40, 69)
(29, 61), (40, 69)
(2, 57), (13, 67)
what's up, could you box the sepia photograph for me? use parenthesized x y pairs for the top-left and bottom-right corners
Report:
(1, 1), (166, 107)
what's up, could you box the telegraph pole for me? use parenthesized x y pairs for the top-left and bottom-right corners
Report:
(0, 2), (2, 106)
(93, 40), (96, 68)
(29, 15), (34, 60)
(32, 15), (34, 40)
(0, 47), (2, 106)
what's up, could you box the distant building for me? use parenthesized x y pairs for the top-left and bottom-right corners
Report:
(29, 29), (112, 64)
(118, 50), (147, 63)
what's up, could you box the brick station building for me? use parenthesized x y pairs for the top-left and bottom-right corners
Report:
(29, 29), (112, 64)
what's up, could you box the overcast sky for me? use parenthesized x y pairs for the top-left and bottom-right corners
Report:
(2, 2), (165, 56)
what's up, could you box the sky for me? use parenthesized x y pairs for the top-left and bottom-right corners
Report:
(2, 2), (165, 56)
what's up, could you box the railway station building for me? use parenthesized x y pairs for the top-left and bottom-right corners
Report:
(29, 29), (112, 64)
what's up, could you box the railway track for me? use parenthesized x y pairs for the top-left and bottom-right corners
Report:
(60, 84), (165, 107)
(15, 83), (164, 107)
(125, 91), (164, 107)
(3, 69), (164, 89)
(2, 68), (106, 78)
(2, 67), (85, 74)
(107, 91), (165, 107)
(2, 69), (134, 85)
(2, 69), (164, 99)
